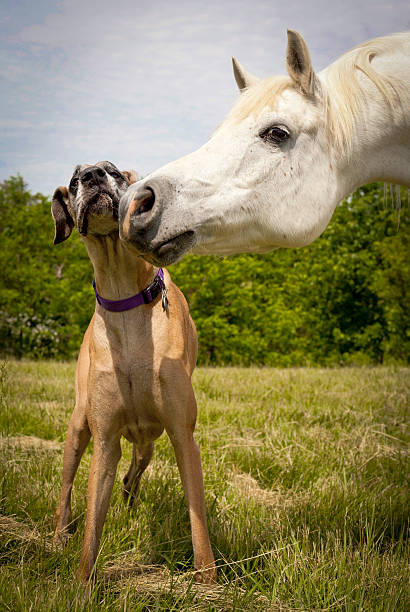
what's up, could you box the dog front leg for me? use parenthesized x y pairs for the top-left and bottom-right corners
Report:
(77, 437), (121, 584)
(169, 431), (217, 584)
(54, 408), (91, 547)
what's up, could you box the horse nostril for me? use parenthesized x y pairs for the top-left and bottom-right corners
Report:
(132, 187), (155, 215)
(96, 168), (105, 177)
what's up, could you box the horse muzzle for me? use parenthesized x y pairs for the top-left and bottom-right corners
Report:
(119, 177), (197, 264)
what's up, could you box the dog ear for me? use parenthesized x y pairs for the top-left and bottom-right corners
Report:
(122, 170), (139, 185)
(51, 186), (74, 245)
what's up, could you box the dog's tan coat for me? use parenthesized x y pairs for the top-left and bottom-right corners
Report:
(52, 169), (216, 585)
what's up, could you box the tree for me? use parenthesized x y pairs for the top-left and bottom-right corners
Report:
(1, 177), (408, 364)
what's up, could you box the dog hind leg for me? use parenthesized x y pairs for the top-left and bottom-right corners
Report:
(123, 441), (154, 507)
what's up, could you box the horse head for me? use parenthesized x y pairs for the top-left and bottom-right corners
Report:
(119, 31), (410, 265)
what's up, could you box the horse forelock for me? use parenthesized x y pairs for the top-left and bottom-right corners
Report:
(224, 75), (295, 125)
(324, 32), (409, 160)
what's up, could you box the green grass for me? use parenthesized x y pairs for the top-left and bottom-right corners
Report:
(0, 360), (409, 610)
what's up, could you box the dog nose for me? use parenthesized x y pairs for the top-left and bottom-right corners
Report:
(80, 166), (106, 184)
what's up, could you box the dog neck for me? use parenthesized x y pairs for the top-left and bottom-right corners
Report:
(82, 232), (156, 302)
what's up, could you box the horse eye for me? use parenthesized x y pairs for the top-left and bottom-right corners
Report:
(262, 126), (290, 144)
(70, 178), (79, 190)
(110, 171), (122, 179)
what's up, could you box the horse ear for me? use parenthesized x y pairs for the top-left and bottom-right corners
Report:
(122, 170), (139, 185)
(232, 57), (260, 92)
(51, 186), (74, 245)
(286, 30), (320, 96)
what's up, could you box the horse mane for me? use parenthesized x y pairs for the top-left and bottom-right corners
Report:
(324, 33), (409, 159)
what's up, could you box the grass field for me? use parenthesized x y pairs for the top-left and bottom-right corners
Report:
(0, 360), (409, 610)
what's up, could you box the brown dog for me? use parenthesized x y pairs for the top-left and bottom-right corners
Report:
(51, 161), (216, 584)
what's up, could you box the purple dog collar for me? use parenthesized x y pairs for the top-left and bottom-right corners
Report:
(92, 268), (168, 312)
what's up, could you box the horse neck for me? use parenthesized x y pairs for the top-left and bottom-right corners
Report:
(326, 38), (410, 197)
(83, 233), (156, 301)
(337, 132), (410, 197)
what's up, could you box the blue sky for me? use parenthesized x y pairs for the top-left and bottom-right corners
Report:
(1, 0), (409, 195)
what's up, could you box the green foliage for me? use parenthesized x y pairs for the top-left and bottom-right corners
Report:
(0, 176), (409, 363)
(172, 183), (410, 365)
(372, 225), (410, 360)
(0, 175), (93, 358)
(0, 311), (63, 359)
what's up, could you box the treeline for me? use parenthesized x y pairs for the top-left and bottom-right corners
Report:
(1, 176), (409, 365)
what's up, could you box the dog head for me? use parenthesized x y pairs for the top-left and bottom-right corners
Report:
(51, 161), (138, 244)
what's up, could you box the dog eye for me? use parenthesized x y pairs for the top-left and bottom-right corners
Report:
(261, 126), (290, 144)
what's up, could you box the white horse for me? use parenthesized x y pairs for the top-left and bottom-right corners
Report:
(119, 30), (410, 265)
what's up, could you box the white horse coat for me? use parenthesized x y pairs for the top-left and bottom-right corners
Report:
(119, 31), (410, 265)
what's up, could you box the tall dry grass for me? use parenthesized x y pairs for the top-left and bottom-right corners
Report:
(0, 360), (409, 610)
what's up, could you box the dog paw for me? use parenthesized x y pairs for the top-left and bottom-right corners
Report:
(194, 564), (218, 585)
(53, 528), (71, 550)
